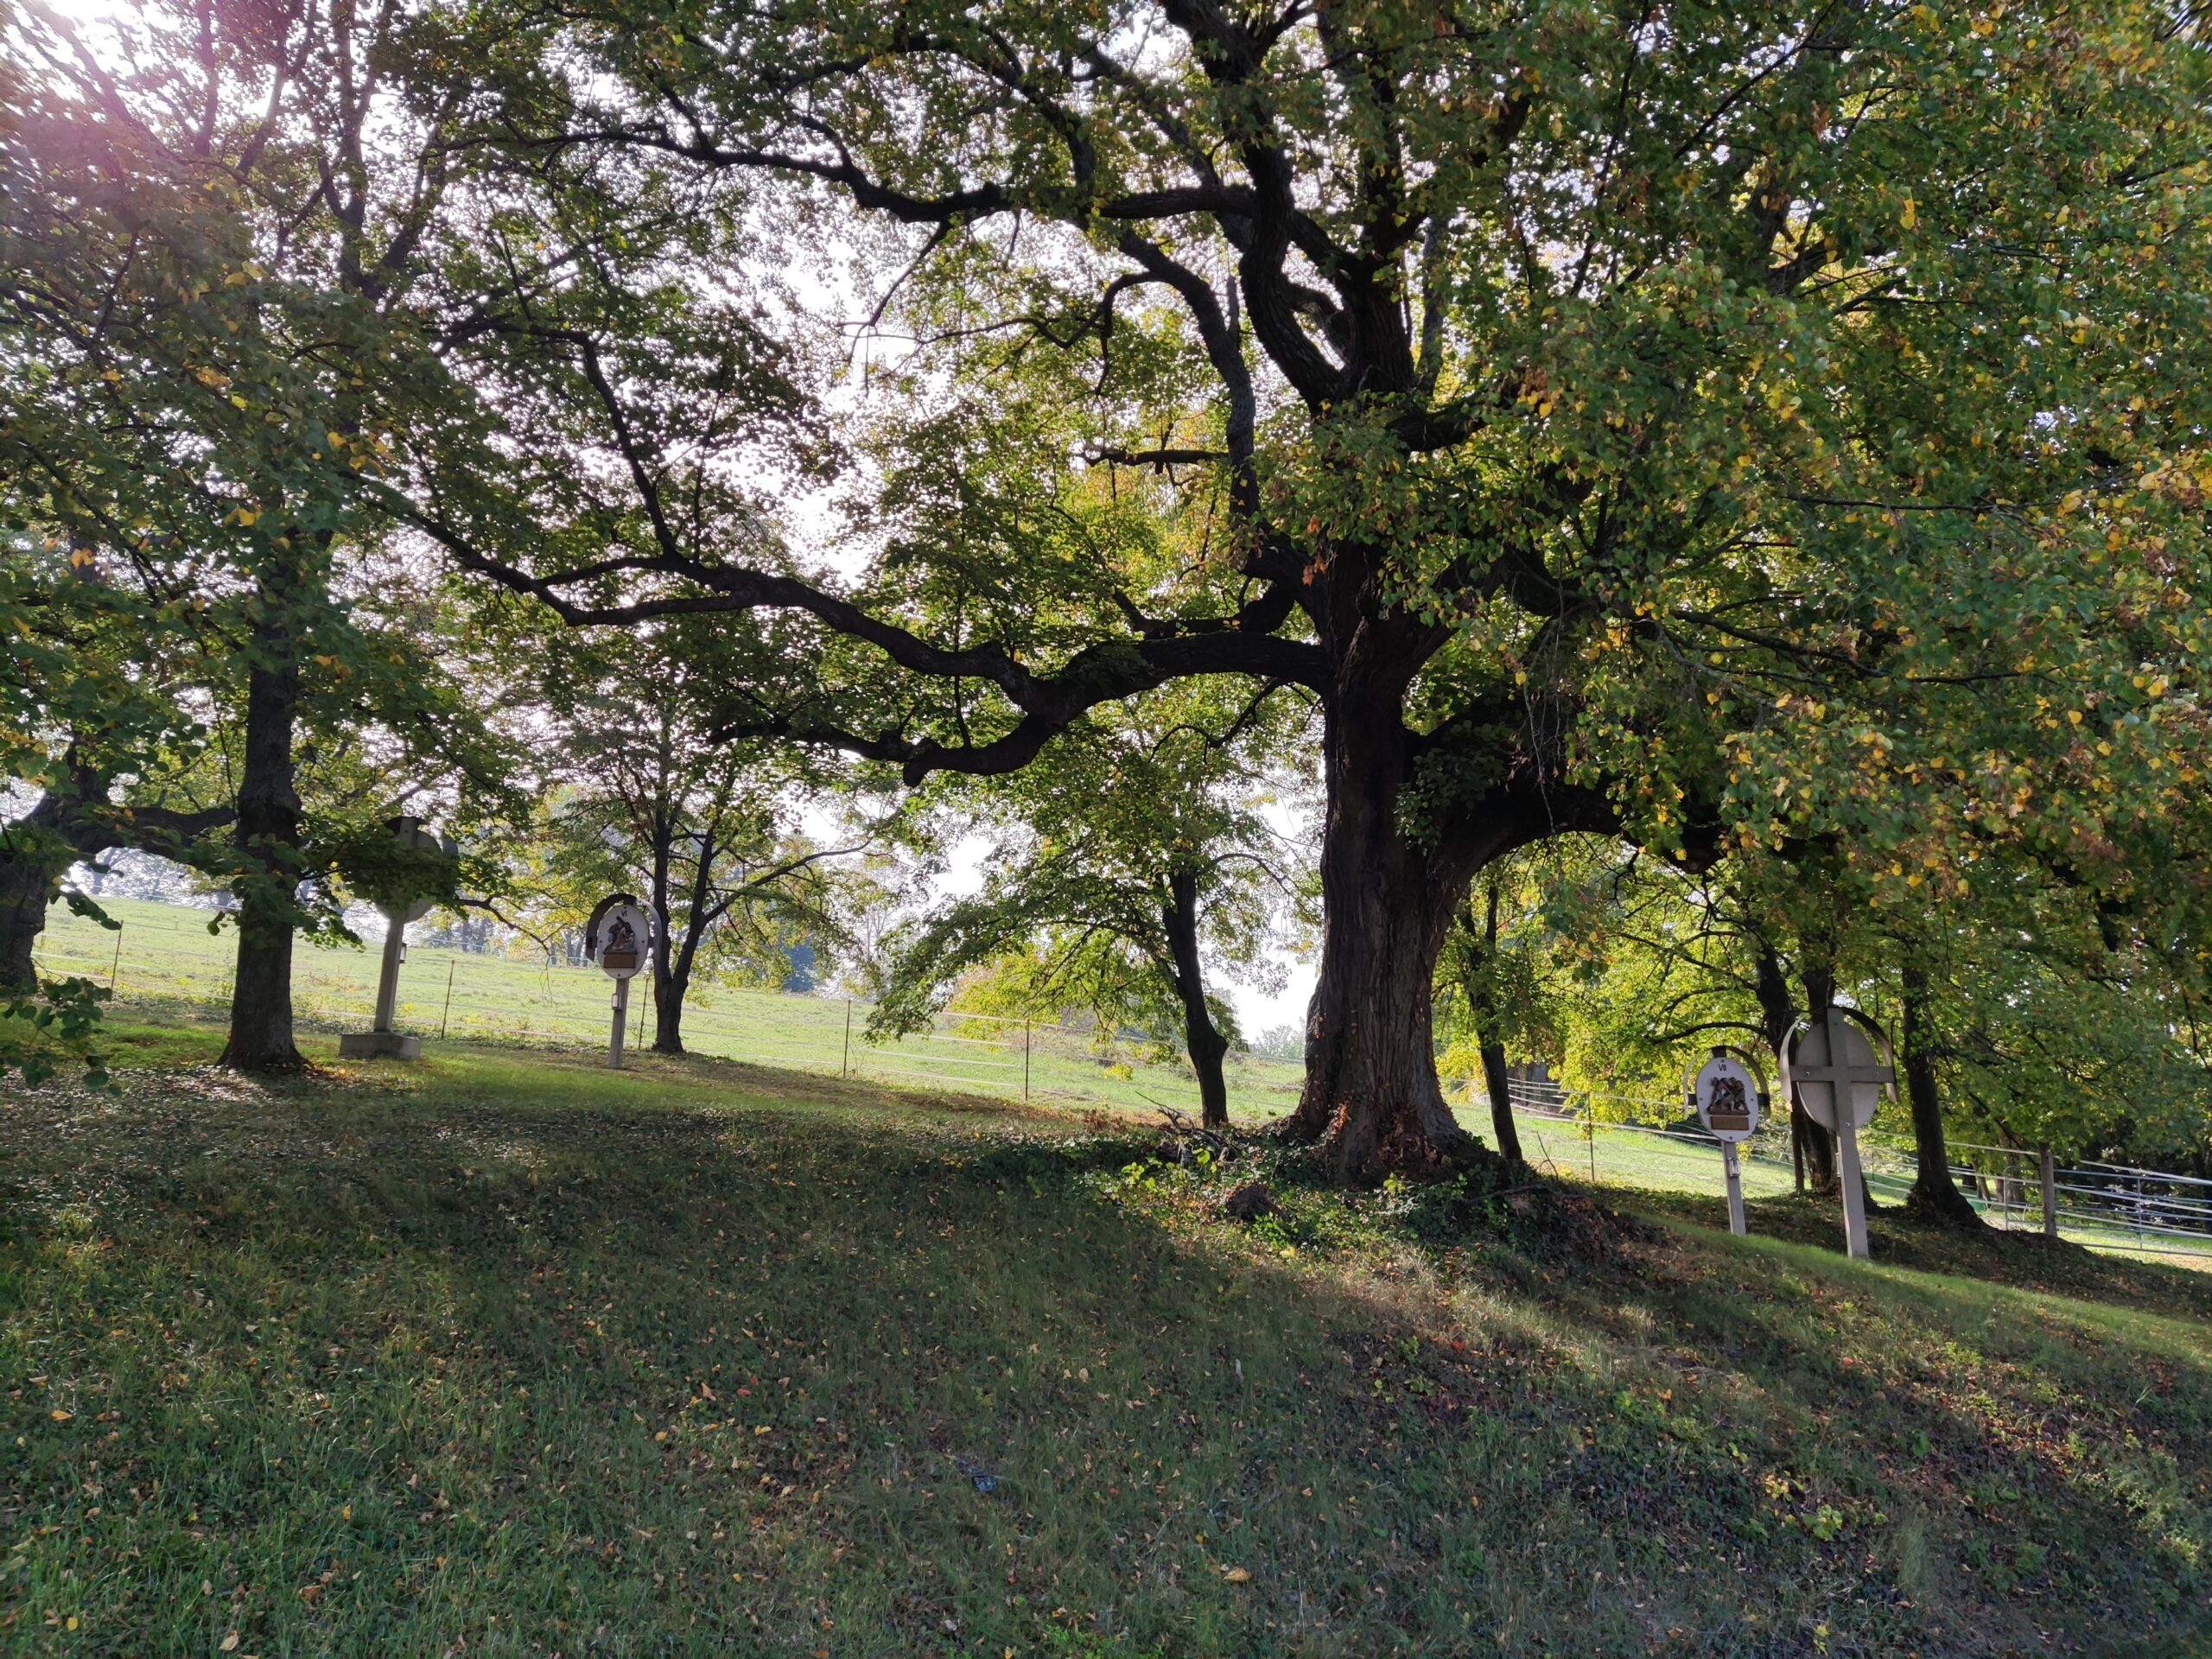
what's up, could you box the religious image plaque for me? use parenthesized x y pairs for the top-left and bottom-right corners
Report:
(584, 894), (655, 1068)
(1688, 1046), (1770, 1237)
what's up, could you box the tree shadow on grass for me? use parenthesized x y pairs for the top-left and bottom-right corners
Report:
(1, 1057), (2207, 1658)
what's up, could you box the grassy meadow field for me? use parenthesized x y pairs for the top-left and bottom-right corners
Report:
(30, 899), (2211, 1272)
(3, 1026), (2209, 1656)
(29, 898), (1306, 1122)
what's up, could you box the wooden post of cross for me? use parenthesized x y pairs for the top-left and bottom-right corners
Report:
(1786, 1006), (1895, 1261)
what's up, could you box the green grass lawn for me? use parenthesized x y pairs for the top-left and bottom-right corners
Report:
(3, 1030), (2209, 1656)
(30, 897), (1305, 1121)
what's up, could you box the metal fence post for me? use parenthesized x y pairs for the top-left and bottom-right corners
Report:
(2039, 1145), (2057, 1239)
(1024, 1020), (1032, 1103)
(108, 925), (124, 996)
(439, 960), (456, 1039)
(842, 998), (852, 1077)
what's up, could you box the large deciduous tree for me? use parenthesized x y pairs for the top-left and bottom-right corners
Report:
(5, 0), (547, 1068)
(418, 0), (2212, 1179)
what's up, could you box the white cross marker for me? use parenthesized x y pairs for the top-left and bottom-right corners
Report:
(1789, 1006), (1894, 1260)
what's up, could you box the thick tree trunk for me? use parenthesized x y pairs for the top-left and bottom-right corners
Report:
(1161, 869), (1230, 1129)
(1900, 960), (1980, 1226)
(1280, 695), (1478, 1183)
(220, 645), (305, 1072)
(0, 807), (73, 994)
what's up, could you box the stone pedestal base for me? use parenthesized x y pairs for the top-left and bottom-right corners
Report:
(339, 1031), (423, 1060)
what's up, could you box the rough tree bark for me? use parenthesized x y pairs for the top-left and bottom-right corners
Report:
(1479, 1042), (1523, 1166)
(0, 792), (82, 994)
(1900, 959), (1980, 1225)
(220, 616), (306, 1072)
(1276, 676), (1510, 1181)
(1160, 867), (1230, 1130)
(651, 946), (690, 1055)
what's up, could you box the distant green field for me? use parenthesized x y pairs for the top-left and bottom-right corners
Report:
(33, 895), (1306, 1121)
(33, 896), (2210, 1269)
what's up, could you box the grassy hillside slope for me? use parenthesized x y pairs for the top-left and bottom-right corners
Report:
(2, 1032), (2207, 1656)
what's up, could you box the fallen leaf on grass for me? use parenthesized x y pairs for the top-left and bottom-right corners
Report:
(1223, 1567), (1251, 1584)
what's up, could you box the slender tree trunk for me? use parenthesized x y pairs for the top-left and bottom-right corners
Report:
(652, 957), (689, 1054)
(1280, 693), (1479, 1183)
(1161, 869), (1230, 1129)
(1480, 1040), (1523, 1164)
(649, 900), (689, 1057)
(649, 812), (707, 1057)
(1794, 959), (1840, 1196)
(1754, 945), (1836, 1195)
(1462, 884), (1524, 1163)
(1796, 1095), (1840, 1194)
(220, 639), (305, 1071)
(1901, 959), (1980, 1225)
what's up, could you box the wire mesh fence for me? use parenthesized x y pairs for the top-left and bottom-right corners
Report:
(29, 896), (1306, 1122)
(1503, 1080), (2212, 1268)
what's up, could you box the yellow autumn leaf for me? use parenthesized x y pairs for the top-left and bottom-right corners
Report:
(1900, 198), (1918, 230)
(1223, 1566), (1251, 1583)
